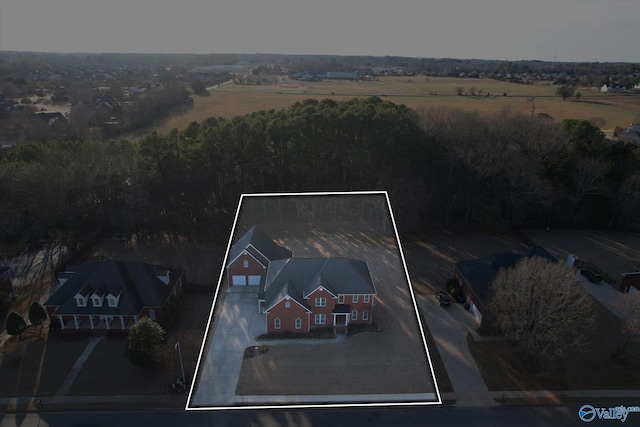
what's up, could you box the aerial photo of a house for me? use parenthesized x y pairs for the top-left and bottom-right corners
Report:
(44, 259), (183, 333)
(227, 226), (376, 334)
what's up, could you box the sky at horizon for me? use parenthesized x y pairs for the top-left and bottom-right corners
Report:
(0, 0), (639, 63)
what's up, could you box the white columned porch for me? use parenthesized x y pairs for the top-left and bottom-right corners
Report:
(58, 315), (65, 329)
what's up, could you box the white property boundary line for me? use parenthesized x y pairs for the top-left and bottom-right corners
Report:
(186, 190), (443, 411)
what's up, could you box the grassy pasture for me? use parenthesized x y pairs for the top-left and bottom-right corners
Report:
(122, 76), (640, 139)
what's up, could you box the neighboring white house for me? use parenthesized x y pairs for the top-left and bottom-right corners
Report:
(601, 84), (628, 93)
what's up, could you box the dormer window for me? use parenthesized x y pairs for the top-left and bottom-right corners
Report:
(91, 293), (104, 307)
(107, 291), (121, 307)
(75, 294), (87, 307)
(155, 269), (170, 285)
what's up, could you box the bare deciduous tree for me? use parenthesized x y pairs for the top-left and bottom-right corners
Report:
(613, 290), (640, 362)
(489, 257), (596, 372)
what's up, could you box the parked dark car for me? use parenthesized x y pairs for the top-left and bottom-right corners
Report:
(581, 268), (603, 283)
(437, 291), (451, 306)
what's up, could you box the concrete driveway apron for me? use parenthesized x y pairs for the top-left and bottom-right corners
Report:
(190, 290), (265, 407)
(417, 294), (497, 407)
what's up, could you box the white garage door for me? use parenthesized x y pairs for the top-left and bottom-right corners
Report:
(248, 275), (262, 285)
(232, 275), (247, 286)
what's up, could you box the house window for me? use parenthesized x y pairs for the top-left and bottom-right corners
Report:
(352, 295), (359, 303)
(274, 318), (281, 329)
(315, 297), (326, 307)
(243, 259), (249, 268)
(75, 295), (87, 307)
(92, 295), (103, 307)
(295, 317), (302, 329)
(315, 314), (326, 325)
(363, 310), (369, 321)
(285, 301), (290, 308)
(351, 309), (358, 321)
(338, 295), (344, 304)
(364, 295), (370, 304)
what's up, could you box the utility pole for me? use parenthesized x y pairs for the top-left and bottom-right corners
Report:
(175, 341), (186, 384)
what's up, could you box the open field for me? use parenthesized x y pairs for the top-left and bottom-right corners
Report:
(122, 76), (640, 138)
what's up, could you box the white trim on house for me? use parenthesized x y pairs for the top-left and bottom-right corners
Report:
(304, 285), (338, 299)
(314, 313), (326, 325)
(226, 245), (268, 269)
(265, 294), (311, 313)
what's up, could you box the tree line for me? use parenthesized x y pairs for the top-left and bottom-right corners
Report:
(0, 97), (638, 245)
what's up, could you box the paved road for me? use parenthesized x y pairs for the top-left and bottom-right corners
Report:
(0, 405), (628, 427)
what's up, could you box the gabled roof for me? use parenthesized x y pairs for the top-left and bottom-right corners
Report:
(226, 226), (292, 267)
(264, 258), (376, 312)
(44, 260), (181, 316)
(455, 246), (557, 305)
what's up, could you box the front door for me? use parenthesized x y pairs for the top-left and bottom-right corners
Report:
(334, 314), (348, 334)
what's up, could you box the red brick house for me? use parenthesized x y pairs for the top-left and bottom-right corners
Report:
(227, 226), (376, 335)
(44, 260), (183, 334)
(259, 257), (376, 334)
(225, 225), (292, 288)
(454, 246), (556, 323)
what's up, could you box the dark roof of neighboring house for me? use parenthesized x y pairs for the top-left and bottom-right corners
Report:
(227, 226), (292, 267)
(262, 258), (376, 311)
(454, 246), (556, 306)
(44, 259), (181, 316)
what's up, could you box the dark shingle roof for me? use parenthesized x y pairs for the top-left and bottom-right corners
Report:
(264, 258), (376, 311)
(455, 246), (557, 305)
(44, 260), (181, 316)
(227, 226), (292, 267)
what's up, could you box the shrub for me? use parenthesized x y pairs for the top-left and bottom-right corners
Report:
(446, 278), (459, 292)
(450, 286), (463, 300)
